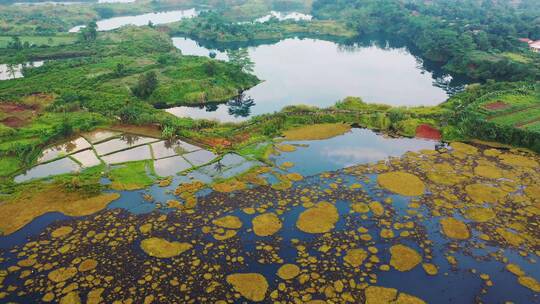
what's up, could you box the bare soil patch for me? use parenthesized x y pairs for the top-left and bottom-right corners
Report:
(484, 101), (509, 111)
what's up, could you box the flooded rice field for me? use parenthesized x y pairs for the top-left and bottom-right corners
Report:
(14, 131), (221, 182)
(0, 129), (539, 303)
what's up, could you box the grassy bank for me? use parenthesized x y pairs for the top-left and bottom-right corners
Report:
(0, 0), (201, 36)
(0, 26), (259, 180)
(167, 12), (356, 43)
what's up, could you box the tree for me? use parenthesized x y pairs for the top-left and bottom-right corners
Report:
(8, 36), (22, 50)
(227, 48), (254, 73)
(56, 116), (73, 137)
(95, 7), (114, 18)
(80, 21), (98, 42)
(6, 63), (17, 79)
(115, 63), (125, 76)
(204, 61), (217, 76)
(131, 71), (158, 99)
(118, 101), (144, 123)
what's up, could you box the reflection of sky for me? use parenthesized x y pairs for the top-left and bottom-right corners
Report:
(0, 61), (44, 81)
(255, 11), (312, 23)
(166, 102), (245, 123)
(321, 147), (389, 167)
(98, 0), (135, 3)
(273, 128), (437, 177)
(173, 38), (229, 60)
(70, 9), (198, 32)
(169, 37), (452, 121)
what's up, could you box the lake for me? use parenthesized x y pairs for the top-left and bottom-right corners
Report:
(168, 37), (466, 122)
(69, 8), (198, 32)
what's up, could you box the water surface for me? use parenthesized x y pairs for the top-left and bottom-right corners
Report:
(0, 61), (44, 81)
(272, 128), (438, 176)
(169, 37), (465, 122)
(255, 11), (312, 23)
(69, 8), (198, 32)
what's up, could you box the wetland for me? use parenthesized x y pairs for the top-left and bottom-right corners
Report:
(0, 0), (539, 303)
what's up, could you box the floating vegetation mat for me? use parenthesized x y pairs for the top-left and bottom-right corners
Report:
(0, 143), (539, 303)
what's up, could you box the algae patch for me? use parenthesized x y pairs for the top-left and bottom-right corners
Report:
(389, 244), (422, 272)
(0, 185), (120, 235)
(440, 217), (470, 240)
(226, 273), (268, 302)
(277, 264), (300, 280)
(252, 213), (282, 236)
(344, 248), (368, 267)
(282, 123), (351, 140)
(140, 238), (193, 258)
(48, 267), (78, 283)
(296, 202), (339, 234)
(51, 226), (73, 238)
(465, 183), (507, 204)
(212, 215), (243, 229)
(377, 171), (425, 196)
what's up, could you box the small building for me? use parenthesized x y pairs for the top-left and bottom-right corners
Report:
(519, 38), (540, 53)
(529, 41), (540, 53)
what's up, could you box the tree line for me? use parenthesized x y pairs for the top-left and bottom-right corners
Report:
(312, 0), (540, 81)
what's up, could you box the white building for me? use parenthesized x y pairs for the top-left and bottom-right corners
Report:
(529, 41), (540, 53)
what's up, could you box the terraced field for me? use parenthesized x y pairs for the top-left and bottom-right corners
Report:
(479, 91), (540, 130)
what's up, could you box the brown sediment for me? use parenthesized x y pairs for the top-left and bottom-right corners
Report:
(483, 101), (509, 110)
(415, 124), (441, 140)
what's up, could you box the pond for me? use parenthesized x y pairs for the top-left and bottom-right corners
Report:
(69, 8), (198, 32)
(168, 37), (467, 122)
(0, 61), (44, 81)
(271, 128), (439, 177)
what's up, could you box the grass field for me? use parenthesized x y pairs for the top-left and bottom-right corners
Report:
(490, 106), (540, 127)
(0, 35), (78, 48)
(501, 52), (532, 64)
(524, 121), (540, 132)
(476, 88), (540, 125)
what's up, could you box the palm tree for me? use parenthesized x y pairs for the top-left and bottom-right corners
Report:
(214, 160), (225, 173)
